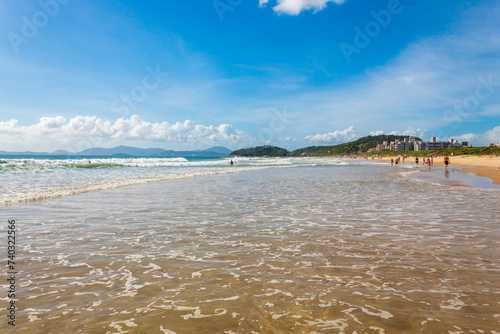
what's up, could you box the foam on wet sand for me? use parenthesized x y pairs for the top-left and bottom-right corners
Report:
(1, 164), (499, 333)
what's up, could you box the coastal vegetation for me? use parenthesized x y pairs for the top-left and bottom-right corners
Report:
(365, 146), (500, 157)
(229, 135), (500, 157)
(291, 135), (418, 156)
(230, 146), (289, 157)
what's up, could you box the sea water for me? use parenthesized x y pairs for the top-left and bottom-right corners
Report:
(0, 156), (344, 206)
(1, 158), (499, 333)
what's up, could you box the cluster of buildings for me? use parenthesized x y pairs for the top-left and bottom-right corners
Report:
(373, 136), (469, 152)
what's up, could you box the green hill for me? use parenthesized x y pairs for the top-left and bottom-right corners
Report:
(230, 146), (289, 157)
(228, 136), (500, 157)
(291, 135), (420, 156)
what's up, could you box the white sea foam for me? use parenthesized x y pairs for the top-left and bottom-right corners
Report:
(2, 164), (499, 333)
(0, 156), (348, 205)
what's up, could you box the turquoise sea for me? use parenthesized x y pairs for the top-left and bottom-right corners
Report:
(0, 155), (346, 206)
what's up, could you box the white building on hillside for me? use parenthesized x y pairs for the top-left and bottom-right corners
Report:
(381, 137), (465, 151)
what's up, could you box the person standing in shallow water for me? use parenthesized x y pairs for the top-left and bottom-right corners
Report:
(444, 155), (450, 170)
(415, 157), (419, 165)
(230, 159), (234, 166)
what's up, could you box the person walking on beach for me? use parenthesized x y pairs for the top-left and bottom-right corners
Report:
(444, 155), (450, 170)
(390, 158), (394, 165)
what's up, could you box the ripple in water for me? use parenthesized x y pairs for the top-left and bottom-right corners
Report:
(2, 165), (500, 333)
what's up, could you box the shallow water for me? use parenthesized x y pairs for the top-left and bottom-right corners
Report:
(0, 156), (344, 206)
(407, 165), (500, 190)
(1, 165), (500, 333)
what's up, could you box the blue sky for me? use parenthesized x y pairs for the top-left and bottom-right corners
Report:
(1, 0), (499, 151)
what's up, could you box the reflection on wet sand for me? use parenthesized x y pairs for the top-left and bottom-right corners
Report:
(409, 166), (500, 190)
(2, 166), (500, 333)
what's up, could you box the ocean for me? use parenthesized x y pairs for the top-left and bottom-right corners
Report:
(0, 155), (343, 207)
(1, 156), (499, 333)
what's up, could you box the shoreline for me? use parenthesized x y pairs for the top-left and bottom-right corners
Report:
(373, 155), (500, 185)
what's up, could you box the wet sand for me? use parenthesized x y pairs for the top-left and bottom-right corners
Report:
(376, 155), (500, 185)
(2, 165), (500, 333)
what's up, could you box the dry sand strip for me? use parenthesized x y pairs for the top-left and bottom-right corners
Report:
(373, 155), (500, 185)
(451, 156), (500, 185)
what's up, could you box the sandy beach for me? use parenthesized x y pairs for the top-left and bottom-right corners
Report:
(374, 155), (500, 185)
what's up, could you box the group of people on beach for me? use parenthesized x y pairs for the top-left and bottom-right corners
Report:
(390, 157), (404, 165)
(390, 154), (451, 170)
(415, 156), (433, 168)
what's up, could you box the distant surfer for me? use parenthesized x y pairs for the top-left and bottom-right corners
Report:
(230, 159), (234, 166)
(88, 160), (91, 164)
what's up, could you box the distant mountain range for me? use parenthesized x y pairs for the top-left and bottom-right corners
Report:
(0, 145), (232, 157)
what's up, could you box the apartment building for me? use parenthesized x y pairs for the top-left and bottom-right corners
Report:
(377, 137), (464, 151)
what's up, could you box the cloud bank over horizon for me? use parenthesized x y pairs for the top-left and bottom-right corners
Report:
(1, 116), (498, 152)
(0, 115), (248, 152)
(454, 126), (500, 147)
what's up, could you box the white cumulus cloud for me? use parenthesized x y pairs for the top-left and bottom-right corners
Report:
(370, 130), (384, 136)
(259, 0), (269, 7)
(0, 115), (248, 152)
(389, 127), (427, 139)
(265, 0), (345, 15)
(304, 125), (358, 143)
(454, 126), (500, 146)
